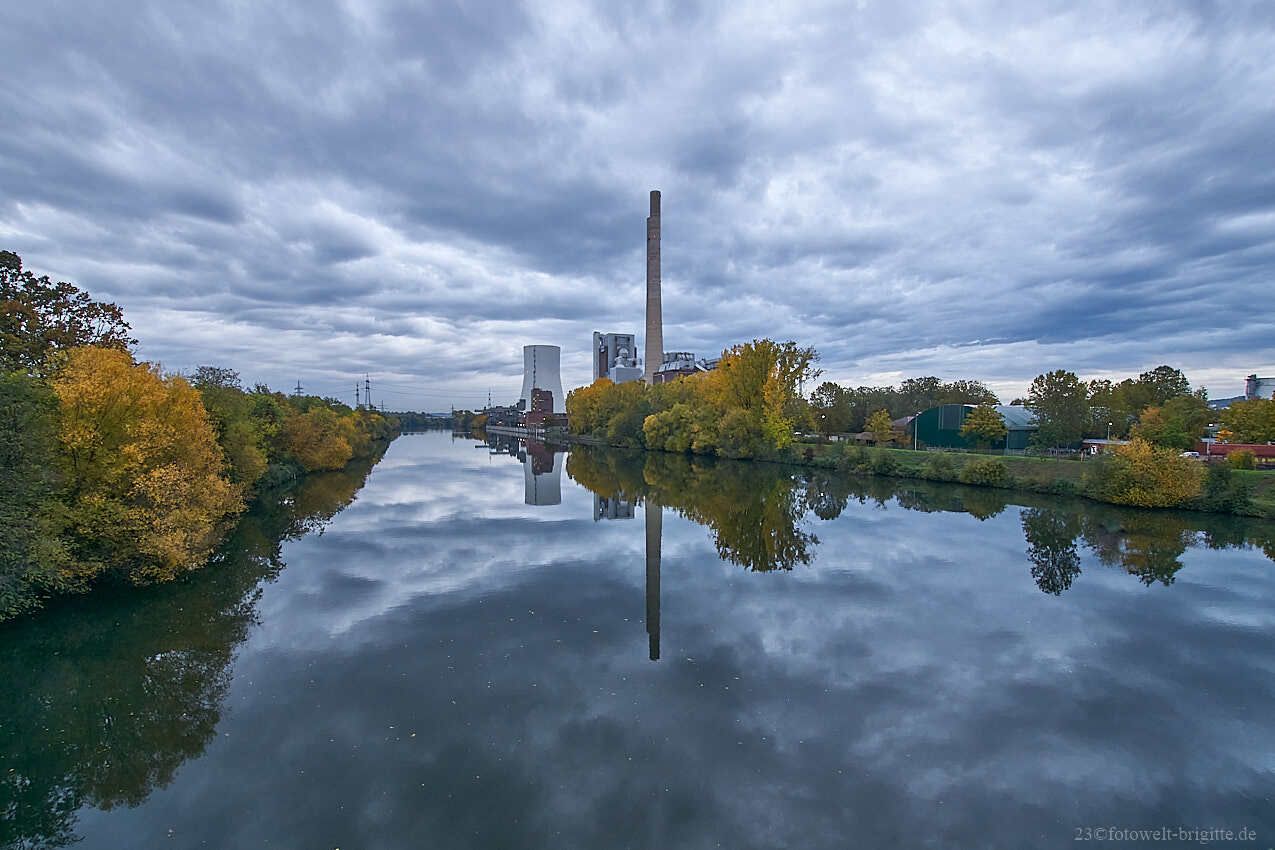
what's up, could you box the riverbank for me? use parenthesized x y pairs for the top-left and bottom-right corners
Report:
(530, 429), (1275, 519)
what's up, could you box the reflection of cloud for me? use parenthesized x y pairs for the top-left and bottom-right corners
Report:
(67, 435), (1275, 847)
(4, 4), (1275, 402)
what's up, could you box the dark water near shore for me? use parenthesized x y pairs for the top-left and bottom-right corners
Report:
(3, 432), (1274, 849)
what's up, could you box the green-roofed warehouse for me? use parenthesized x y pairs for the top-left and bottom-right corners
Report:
(910, 404), (1038, 451)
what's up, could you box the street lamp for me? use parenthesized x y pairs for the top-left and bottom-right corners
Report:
(1107, 421), (1113, 440)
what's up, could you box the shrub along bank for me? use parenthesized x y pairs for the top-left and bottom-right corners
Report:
(793, 440), (1268, 518)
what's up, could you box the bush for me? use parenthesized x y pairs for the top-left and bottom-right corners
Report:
(959, 458), (1012, 487)
(1226, 450), (1256, 470)
(1046, 479), (1077, 496)
(1200, 463), (1252, 513)
(921, 452), (956, 481)
(869, 449), (899, 475)
(837, 443), (869, 472)
(1084, 438), (1204, 508)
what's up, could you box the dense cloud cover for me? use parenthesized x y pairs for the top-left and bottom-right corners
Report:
(3, 1), (1273, 406)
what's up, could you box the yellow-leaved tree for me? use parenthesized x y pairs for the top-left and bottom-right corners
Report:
(1085, 437), (1204, 508)
(280, 406), (355, 471)
(52, 347), (243, 585)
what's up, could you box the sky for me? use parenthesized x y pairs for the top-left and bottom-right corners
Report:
(2, 1), (1273, 410)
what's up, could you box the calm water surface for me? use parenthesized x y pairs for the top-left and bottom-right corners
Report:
(3, 432), (1274, 849)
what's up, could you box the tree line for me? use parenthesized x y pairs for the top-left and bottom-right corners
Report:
(1, 250), (397, 620)
(808, 376), (999, 435)
(808, 363), (1274, 452)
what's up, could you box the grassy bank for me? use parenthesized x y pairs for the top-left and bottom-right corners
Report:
(545, 429), (1274, 519)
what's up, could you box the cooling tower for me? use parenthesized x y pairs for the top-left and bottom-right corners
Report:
(643, 190), (663, 384)
(520, 344), (565, 414)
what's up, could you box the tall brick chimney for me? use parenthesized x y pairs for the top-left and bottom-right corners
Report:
(643, 190), (663, 384)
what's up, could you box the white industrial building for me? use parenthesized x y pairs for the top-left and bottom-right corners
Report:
(593, 332), (643, 384)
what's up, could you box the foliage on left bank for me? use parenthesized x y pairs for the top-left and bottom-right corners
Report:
(0, 250), (397, 621)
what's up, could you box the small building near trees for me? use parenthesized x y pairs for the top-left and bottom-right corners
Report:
(911, 404), (1039, 451)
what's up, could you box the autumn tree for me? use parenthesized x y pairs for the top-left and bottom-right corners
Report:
(280, 406), (355, 471)
(52, 347), (242, 585)
(701, 339), (820, 450)
(865, 408), (894, 444)
(1027, 370), (1089, 448)
(1, 251), (136, 375)
(960, 403), (1008, 449)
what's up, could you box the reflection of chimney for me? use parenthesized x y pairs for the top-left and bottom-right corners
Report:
(643, 190), (663, 384)
(645, 498), (661, 661)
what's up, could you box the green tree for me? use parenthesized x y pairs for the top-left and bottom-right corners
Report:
(1136, 365), (1191, 405)
(809, 381), (851, 435)
(0, 373), (68, 617)
(1200, 463), (1251, 512)
(1, 251), (135, 375)
(1219, 398), (1275, 443)
(191, 366), (270, 493)
(938, 379), (1000, 406)
(959, 403), (1007, 448)
(1131, 394), (1210, 450)
(1027, 370), (1089, 448)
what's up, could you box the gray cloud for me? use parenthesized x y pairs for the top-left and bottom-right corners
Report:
(2, 0), (1273, 406)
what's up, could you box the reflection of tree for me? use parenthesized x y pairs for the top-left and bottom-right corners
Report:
(959, 489), (1009, 521)
(0, 448), (385, 850)
(567, 446), (1275, 585)
(1021, 508), (1083, 594)
(800, 471), (853, 520)
(568, 448), (817, 571)
(1079, 512), (1194, 586)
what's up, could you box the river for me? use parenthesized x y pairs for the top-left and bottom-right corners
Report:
(2, 432), (1273, 848)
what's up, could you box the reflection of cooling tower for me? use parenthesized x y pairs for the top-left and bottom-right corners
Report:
(523, 448), (563, 506)
(643, 190), (662, 384)
(520, 345), (565, 414)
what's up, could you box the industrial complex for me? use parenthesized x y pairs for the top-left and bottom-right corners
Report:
(491, 189), (721, 431)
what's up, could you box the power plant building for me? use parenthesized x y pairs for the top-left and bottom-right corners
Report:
(652, 351), (719, 384)
(593, 332), (643, 384)
(520, 344), (565, 418)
